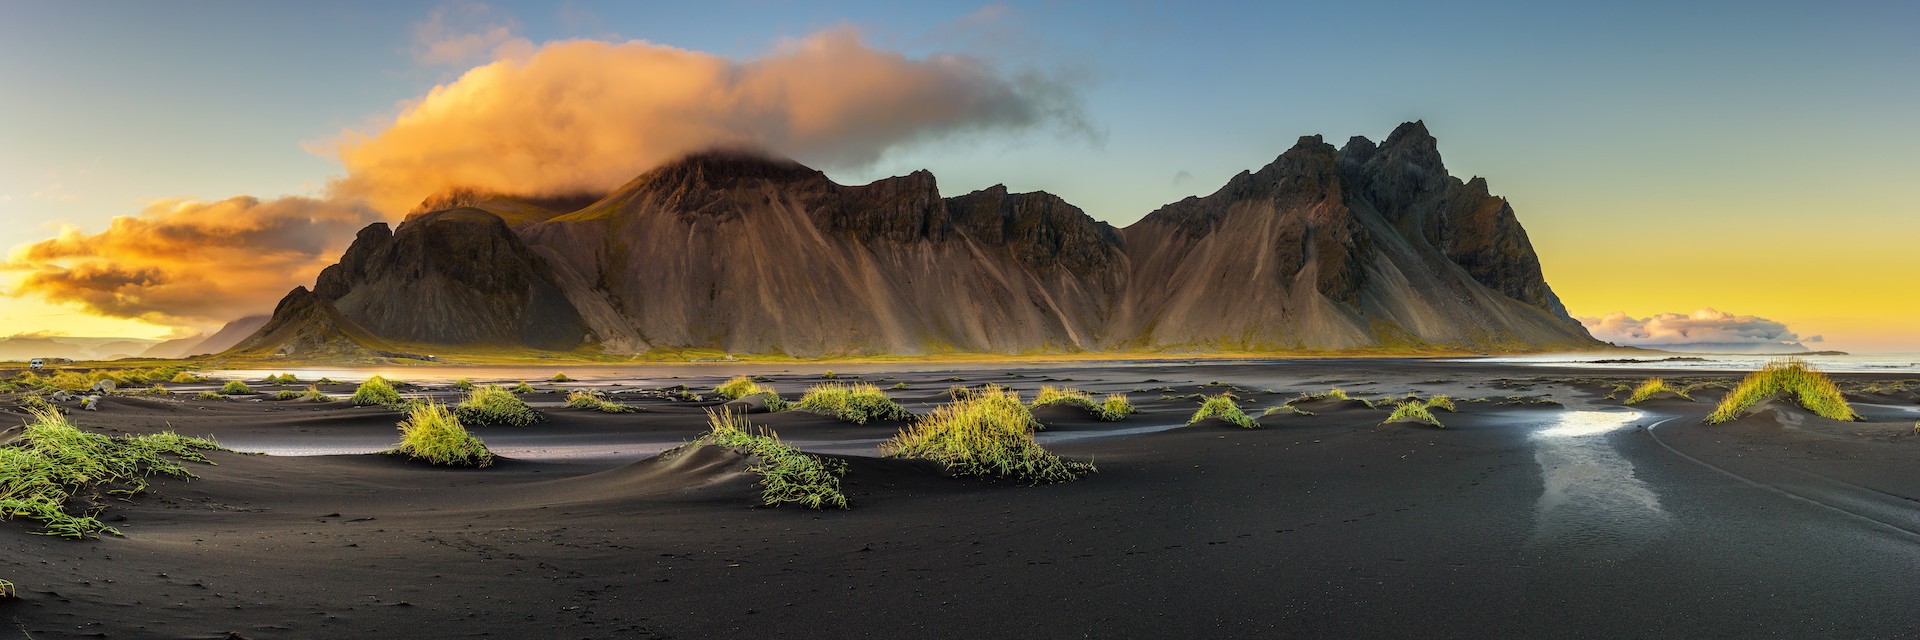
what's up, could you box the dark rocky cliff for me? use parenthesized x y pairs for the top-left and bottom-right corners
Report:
(235, 122), (1596, 358)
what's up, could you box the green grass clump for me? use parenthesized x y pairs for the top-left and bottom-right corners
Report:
(714, 376), (790, 411)
(1383, 398), (1446, 428)
(795, 382), (911, 425)
(714, 376), (760, 399)
(1188, 393), (1256, 428)
(1033, 385), (1093, 407)
(699, 409), (848, 509)
(452, 378), (475, 391)
(453, 385), (545, 427)
(549, 372), (574, 382)
(1031, 386), (1133, 421)
(565, 390), (636, 413)
(1307, 388), (1349, 401)
(388, 403), (494, 468)
(888, 382), (909, 391)
(194, 391), (225, 401)
(169, 371), (205, 384)
(510, 381), (536, 394)
(218, 380), (254, 395)
(263, 373), (299, 385)
(1707, 359), (1860, 424)
(15, 395), (59, 417)
(20, 367), (187, 393)
(272, 385), (329, 402)
(0, 409), (223, 538)
(131, 384), (171, 396)
(349, 376), (402, 406)
(1428, 395), (1456, 412)
(881, 386), (1091, 484)
(1625, 378), (1691, 404)
(1262, 404), (1314, 418)
(0, 578), (12, 599)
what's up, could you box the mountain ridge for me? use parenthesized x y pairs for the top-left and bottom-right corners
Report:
(229, 123), (1597, 360)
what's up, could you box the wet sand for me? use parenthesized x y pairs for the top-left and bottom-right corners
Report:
(1, 359), (1916, 639)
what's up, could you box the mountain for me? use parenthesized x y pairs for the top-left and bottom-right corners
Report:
(138, 334), (206, 359)
(0, 335), (162, 362)
(1109, 123), (1586, 350)
(232, 122), (1597, 360)
(185, 315), (271, 357)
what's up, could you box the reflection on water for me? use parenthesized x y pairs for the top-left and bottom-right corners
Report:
(1529, 410), (1671, 560)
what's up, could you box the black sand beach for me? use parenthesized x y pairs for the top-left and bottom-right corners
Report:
(2, 359), (1916, 639)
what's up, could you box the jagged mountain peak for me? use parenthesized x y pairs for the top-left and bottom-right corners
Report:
(236, 121), (1595, 360)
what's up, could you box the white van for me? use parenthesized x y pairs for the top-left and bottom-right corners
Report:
(29, 358), (46, 369)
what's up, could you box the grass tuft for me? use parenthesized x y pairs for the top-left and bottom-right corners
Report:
(169, 371), (205, 384)
(795, 383), (911, 425)
(453, 385), (545, 427)
(388, 402), (493, 468)
(1262, 404), (1314, 418)
(218, 380), (253, 395)
(1188, 393), (1256, 428)
(1306, 388), (1349, 401)
(452, 378), (475, 391)
(0, 409), (224, 538)
(881, 386), (1091, 483)
(349, 376), (402, 406)
(1625, 378), (1692, 404)
(510, 381), (536, 394)
(1032, 386), (1133, 421)
(1383, 398), (1446, 428)
(565, 390), (636, 413)
(699, 409), (848, 509)
(549, 372), (574, 382)
(715, 376), (791, 411)
(1706, 359), (1860, 424)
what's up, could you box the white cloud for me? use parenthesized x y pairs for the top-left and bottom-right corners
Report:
(1579, 308), (1812, 349)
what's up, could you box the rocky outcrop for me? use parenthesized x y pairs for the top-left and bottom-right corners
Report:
(225, 288), (396, 360)
(1107, 123), (1588, 351)
(235, 123), (1597, 359)
(511, 150), (1120, 356)
(308, 209), (589, 349)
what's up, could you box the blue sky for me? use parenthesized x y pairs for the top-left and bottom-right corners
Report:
(2, 1), (1916, 348)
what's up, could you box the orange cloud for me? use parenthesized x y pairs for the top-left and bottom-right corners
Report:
(7, 25), (1089, 332)
(4, 196), (378, 327)
(327, 27), (1092, 212)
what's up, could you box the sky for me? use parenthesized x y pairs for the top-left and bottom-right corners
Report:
(1, 0), (1916, 351)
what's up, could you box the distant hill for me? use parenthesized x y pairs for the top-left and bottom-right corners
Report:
(0, 335), (161, 362)
(233, 122), (1598, 360)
